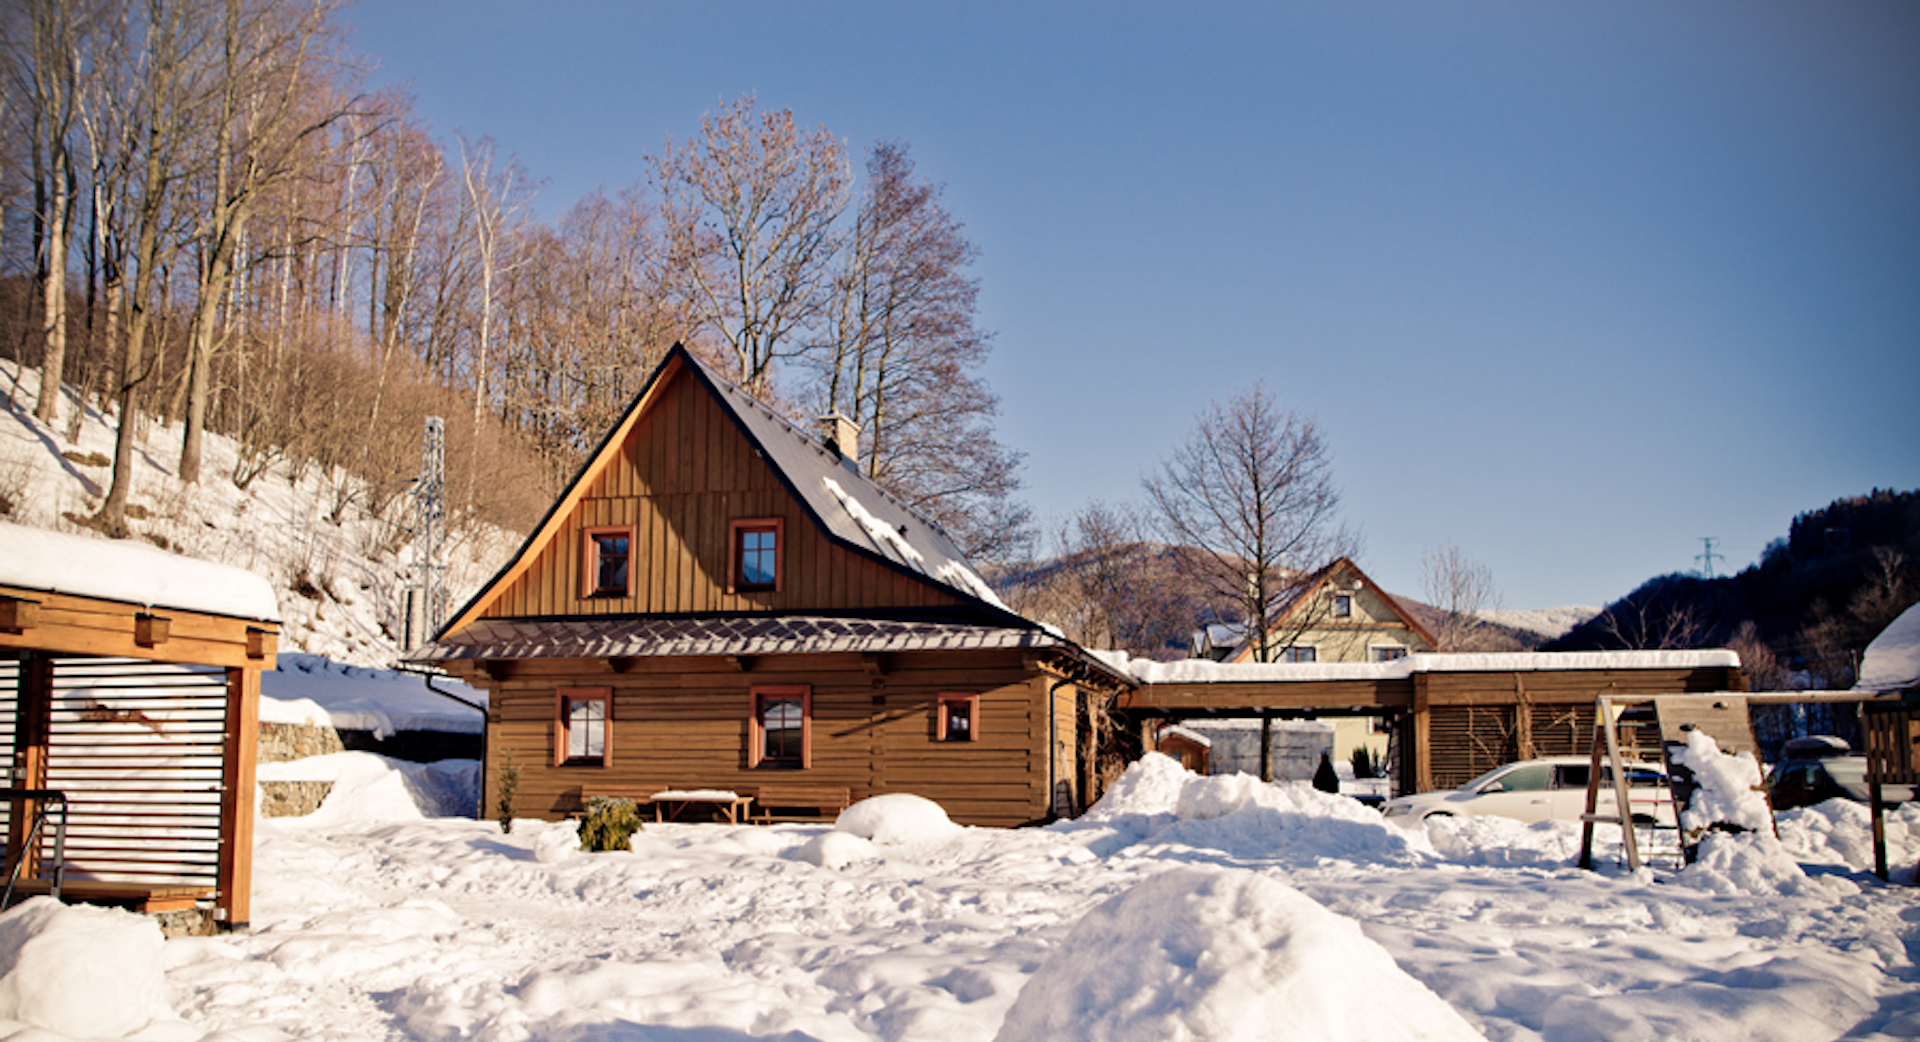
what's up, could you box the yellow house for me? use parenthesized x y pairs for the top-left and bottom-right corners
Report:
(1219, 557), (1439, 775)
(1222, 557), (1439, 665)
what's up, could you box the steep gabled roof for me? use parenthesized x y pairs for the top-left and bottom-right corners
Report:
(683, 349), (1008, 610)
(1224, 556), (1441, 662)
(433, 344), (1021, 639)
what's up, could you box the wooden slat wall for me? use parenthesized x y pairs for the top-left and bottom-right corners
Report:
(475, 651), (1050, 828)
(482, 367), (963, 619)
(1419, 666), (1741, 789)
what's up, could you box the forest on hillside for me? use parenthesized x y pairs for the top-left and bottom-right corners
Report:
(0, 0), (1025, 561)
(1547, 488), (1920, 690)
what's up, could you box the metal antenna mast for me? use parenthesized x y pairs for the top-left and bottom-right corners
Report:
(1695, 536), (1725, 580)
(413, 417), (446, 645)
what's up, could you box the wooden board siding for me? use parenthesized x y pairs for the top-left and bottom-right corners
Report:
(480, 365), (962, 620)
(1414, 665), (1743, 790)
(468, 651), (1050, 828)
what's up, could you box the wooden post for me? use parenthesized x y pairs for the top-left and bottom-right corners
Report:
(1411, 672), (1432, 794)
(6, 654), (53, 882)
(216, 666), (260, 930)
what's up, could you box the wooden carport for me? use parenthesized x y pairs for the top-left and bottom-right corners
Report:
(1, 522), (279, 930)
(1116, 651), (1747, 796)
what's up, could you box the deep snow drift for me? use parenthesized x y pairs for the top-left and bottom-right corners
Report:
(5, 753), (1920, 1042)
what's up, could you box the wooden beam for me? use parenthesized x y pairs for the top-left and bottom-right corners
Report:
(860, 653), (888, 678)
(0, 596), (40, 632)
(134, 613), (172, 648)
(217, 666), (259, 930)
(5, 654), (52, 883)
(483, 661), (513, 682)
(726, 654), (754, 673)
(246, 627), (275, 660)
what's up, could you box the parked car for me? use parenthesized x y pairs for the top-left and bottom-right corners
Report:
(1766, 736), (1914, 810)
(1380, 755), (1674, 827)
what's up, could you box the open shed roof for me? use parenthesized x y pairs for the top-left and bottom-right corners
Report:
(0, 520), (279, 622)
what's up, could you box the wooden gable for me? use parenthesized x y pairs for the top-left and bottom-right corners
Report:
(449, 352), (967, 630)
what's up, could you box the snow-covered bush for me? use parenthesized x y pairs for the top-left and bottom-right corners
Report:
(0, 897), (170, 1037)
(834, 792), (962, 845)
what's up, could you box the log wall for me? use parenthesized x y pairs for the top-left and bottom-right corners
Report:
(465, 650), (1054, 828)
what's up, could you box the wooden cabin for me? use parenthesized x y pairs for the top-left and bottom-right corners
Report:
(1, 522), (279, 930)
(408, 345), (1128, 827)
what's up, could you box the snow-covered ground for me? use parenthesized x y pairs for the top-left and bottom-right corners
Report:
(9, 364), (1920, 1042)
(6, 752), (1920, 1042)
(0, 360), (516, 667)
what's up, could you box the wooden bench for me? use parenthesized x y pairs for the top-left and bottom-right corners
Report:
(4, 879), (212, 913)
(750, 784), (851, 824)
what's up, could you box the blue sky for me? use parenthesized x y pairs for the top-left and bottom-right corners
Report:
(343, 1), (1920, 611)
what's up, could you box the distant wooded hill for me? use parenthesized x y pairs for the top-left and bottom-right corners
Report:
(989, 544), (1555, 660)
(1544, 488), (1920, 689)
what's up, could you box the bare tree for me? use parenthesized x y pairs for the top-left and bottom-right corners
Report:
(98, 0), (220, 535)
(2, 0), (84, 424)
(453, 132), (533, 505)
(1420, 542), (1500, 651)
(653, 95), (847, 397)
(1144, 383), (1354, 664)
(179, 0), (360, 485)
(1597, 597), (1704, 651)
(815, 141), (1028, 564)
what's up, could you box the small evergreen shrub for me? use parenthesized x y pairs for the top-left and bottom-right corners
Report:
(495, 753), (520, 834)
(1349, 746), (1376, 780)
(578, 796), (644, 852)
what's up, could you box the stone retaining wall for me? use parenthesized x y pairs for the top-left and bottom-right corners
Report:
(259, 721), (346, 763)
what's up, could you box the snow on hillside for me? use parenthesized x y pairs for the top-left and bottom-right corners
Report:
(6, 753), (1920, 1041)
(1478, 605), (1600, 641)
(0, 361), (518, 667)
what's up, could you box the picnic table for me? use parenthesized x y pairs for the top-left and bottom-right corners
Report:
(647, 789), (753, 824)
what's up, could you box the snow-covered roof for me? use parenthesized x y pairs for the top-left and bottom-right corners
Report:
(0, 519), (280, 622)
(1110, 649), (1741, 685)
(1156, 723), (1213, 747)
(686, 351), (1008, 611)
(1856, 603), (1920, 693)
(261, 653), (486, 737)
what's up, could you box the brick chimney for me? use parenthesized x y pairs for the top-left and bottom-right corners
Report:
(819, 412), (860, 472)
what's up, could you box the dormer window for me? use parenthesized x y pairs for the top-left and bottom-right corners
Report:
(729, 518), (783, 593)
(583, 527), (634, 598)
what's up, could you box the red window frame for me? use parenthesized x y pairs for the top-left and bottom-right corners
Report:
(554, 687), (613, 767)
(748, 684), (811, 769)
(582, 526), (636, 599)
(728, 518), (784, 593)
(936, 692), (980, 742)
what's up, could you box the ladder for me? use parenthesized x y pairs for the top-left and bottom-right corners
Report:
(1579, 693), (1766, 872)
